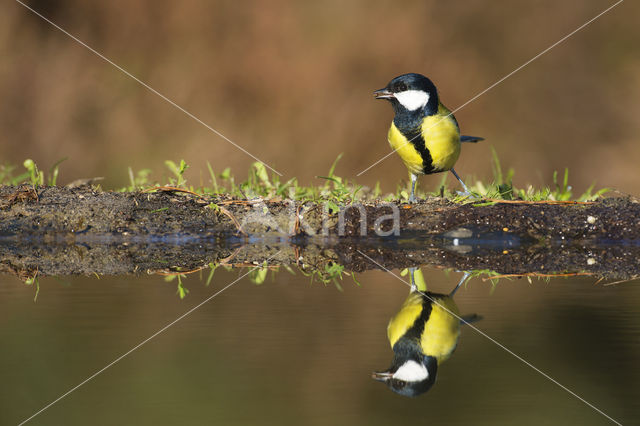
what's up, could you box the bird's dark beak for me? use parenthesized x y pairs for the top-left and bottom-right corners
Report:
(374, 88), (394, 99)
(371, 371), (392, 382)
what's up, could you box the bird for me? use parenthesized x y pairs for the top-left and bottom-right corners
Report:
(372, 268), (480, 397)
(374, 73), (483, 203)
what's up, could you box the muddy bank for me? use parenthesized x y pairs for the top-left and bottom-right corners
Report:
(1, 185), (639, 280)
(1, 185), (639, 240)
(1, 237), (639, 280)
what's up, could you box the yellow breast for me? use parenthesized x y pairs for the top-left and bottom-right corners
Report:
(387, 103), (461, 175)
(387, 292), (424, 348)
(388, 123), (424, 175)
(386, 292), (461, 364)
(421, 295), (460, 363)
(421, 104), (461, 172)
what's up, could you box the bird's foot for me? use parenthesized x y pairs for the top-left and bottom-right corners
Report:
(408, 195), (418, 204)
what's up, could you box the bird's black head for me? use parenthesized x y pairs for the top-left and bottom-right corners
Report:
(374, 73), (439, 116)
(372, 355), (438, 397)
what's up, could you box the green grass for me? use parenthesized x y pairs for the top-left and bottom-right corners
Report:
(460, 148), (609, 203)
(158, 260), (360, 299)
(149, 151), (607, 203)
(1, 150), (608, 204)
(122, 149), (611, 203)
(0, 158), (66, 188)
(167, 262), (578, 300)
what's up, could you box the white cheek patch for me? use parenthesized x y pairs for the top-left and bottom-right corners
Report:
(392, 360), (429, 382)
(394, 90), (430, 111)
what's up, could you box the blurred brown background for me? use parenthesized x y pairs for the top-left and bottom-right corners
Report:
(1, 0), (638, 194)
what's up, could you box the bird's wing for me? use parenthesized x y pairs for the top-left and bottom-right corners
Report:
(460, 135), (484, 143)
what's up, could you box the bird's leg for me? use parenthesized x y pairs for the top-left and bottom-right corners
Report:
(409, 173), (418, 203)
(450, 272), (470, 297)
(450, 168), (472, 197)
(409, 267), (418, 292)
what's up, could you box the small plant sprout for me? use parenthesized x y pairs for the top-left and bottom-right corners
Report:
(165, 159), (189, 187)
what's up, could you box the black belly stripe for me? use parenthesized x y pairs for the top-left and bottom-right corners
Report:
(402, 127), (435, 175)
(400, 294), (434, 344)
(389, 294), (439, 369)
(393, 113), (436, 175)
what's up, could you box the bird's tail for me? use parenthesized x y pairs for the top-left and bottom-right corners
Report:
(460, 314), (482, 325)
(460, 135), (484, 143)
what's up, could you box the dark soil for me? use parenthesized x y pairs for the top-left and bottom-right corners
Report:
(1, 185), (639, 279)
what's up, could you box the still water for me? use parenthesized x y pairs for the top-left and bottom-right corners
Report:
(1, 266), (639, 425)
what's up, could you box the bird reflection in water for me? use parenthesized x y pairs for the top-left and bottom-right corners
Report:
(373, 268), (480, 396)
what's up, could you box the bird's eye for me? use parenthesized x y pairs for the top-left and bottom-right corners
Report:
(396, 83), (407, 92)
(392, 379), (407, 388)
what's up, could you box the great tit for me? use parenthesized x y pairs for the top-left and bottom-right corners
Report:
(374, 73), (483, 202)
(372, 269), (479, 397)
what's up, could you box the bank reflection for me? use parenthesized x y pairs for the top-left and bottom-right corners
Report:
(373, 268), (479, 396)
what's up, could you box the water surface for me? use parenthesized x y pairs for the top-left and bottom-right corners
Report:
(2, 266), (638, 425)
